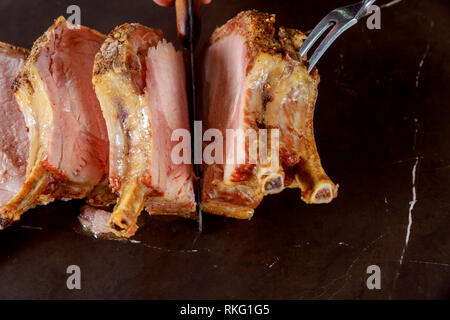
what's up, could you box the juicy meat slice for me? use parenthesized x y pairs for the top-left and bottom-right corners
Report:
(78, 205), (112, 237)
(0, 43), (29, 208)
(201, 10), (338, 218)
(0, 17), (110, 229)
(93, 23), (195, 237)
(35, 22), (108, 185)
(144, 40), (196, 211)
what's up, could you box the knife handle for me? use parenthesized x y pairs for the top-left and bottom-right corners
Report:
(175, 0), (202, 49)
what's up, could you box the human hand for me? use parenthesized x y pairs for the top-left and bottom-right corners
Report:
(153, 0), (212, 7)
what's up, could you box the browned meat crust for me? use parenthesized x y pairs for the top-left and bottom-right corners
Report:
(93, 23), (195, 237)
(201, 10), (338, 218)
(1, 17), (111, 229)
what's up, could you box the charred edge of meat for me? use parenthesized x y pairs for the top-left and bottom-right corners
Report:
(13, 16), (105, 96)
(0, 216), (13, 229)
(209, 10), (311, 71)
(93, 23), (163, 77)
(0, 42), (29, 56)
(210, 10), (279, 57)
(277, 27), (307, 61)
(25, 17), (105, 67)
(11, 74), (33, 94)
(0, 42), (29, 83)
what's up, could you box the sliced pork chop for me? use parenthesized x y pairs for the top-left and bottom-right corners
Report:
(0, 43), (29, 209)
(0, 17), (110, 229)
(78, 205), (113, 238)
(201, 10), (338, 218)
(93, 23), (195, 237)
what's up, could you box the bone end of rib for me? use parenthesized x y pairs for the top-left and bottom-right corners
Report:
(295, 169), (338, 204)
(109, 213), (138, 238)
(309, 182), (339, 204)
(262, 173), (284, 195)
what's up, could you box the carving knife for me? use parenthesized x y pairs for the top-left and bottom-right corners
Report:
(175, 0), (203, 232)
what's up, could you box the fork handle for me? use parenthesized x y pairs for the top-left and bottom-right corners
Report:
(356, 0), (377, 19)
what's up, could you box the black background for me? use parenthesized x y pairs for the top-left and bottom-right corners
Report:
(0, 0), (449, 299)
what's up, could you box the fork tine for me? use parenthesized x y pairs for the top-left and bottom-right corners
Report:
(299, 17), (334, 58)
(306, 19), (358, 73)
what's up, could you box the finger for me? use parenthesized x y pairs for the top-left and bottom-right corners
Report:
(153, 0), (175, 7)
(154, 0), (210, 7)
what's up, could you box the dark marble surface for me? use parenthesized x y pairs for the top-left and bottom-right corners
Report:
(0, 0), (449, 299)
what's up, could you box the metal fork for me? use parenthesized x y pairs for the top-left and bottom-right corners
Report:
(300, 0), (376, 73)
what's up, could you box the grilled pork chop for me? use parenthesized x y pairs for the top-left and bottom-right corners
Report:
(0, 17), (110, 228)
(93, 23), (195, 237)
(0, 43), (29, 210)
(201, 11), (338, 218)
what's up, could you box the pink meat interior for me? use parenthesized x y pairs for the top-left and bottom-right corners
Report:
(0, 48), (29, 206)
(36, 22), (108, 185)
(203, 34), (248, 181)
(145, 40), (194, 200)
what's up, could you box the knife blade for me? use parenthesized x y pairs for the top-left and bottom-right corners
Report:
(175, 0), (203, 232)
